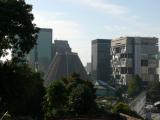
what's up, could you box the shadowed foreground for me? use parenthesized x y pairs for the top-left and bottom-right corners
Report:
(46, 114), (127, 120)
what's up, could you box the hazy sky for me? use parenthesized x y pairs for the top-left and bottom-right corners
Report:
(26, 0), (160, 65)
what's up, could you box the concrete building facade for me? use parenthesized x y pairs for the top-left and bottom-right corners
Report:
(156, 52), (160, 81)
(85, 62), (91, 75)
(45, 40), (88, 86)
(91, 39), (111, 83)
(52, 40), (71, 59)
(111, 37), (159, 85)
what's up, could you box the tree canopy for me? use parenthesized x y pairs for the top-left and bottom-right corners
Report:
(43, 80), (67, 117)
(128, 75), (143, 97)
(147, 81), (160, 103)
(0, 0), (39, 60)
(43, 73), (97, 117)
(0, 62), (45, 118)
(0, 0), (44, 119)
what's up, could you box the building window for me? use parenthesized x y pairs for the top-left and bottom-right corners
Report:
(121, 67), (127, 74)
(128, 54), (133, 58)
(121, 46), (126, 53)
(121, 67), (133, 74)
(120, 53), (132, 58)
(141, 60), (148, 66)
(115, 47), (120, 53)
(115, 75), (120, 79)
(148, 68), (156, 74)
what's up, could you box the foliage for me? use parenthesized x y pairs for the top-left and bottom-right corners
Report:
(43, 73), (98, 117)
(68, 83), (97, 115)
(96, 96), (122, 113)
(0, 0), (39, 60)
(0, 0), (44, 118)
(0, 62), (45, 118)
(112, 102), (130, 114)
(112, 102), (143, 119)
(43, 80), (67, 117)
(128, 75), (143, 97)
(66, 73), (97, 115)
(147, 81), (160, 103)
(115, 85), (127, 100)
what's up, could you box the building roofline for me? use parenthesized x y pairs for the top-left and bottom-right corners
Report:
(112, 36), (158, 41)
(92, 39), (111, 44)
(92, 39), (111, 41)
(39, 28), (52, 31)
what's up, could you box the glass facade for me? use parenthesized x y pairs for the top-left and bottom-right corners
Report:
(28, 28), (52, 74)
(91, 39), (111, 83)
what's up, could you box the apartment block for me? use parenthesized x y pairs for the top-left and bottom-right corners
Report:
(111, 37), (159, 85)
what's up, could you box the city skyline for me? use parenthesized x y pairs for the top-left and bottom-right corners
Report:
(26, 0), (160, 65)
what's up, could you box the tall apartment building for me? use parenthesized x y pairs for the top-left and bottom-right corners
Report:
(111, 37), (159, 85)
(28, 28), (52, 74)
(91, 39), (111, 83)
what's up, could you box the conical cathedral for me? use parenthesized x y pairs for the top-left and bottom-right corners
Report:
(45, 40), (89, 86)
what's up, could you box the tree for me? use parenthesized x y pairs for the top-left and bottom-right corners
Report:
(0, 62), (45, 118)
(128, 75), (143, 97)
(65, 73), (97, 115)
(43, 73), (98, 117)
(115, 85), (127, 100)
(147, 81), (160, 103)
(68, 83), (97, 115)
(43, 80), (67, 117)
(0, 0), (39, 60)
(0, 0), (44, 119)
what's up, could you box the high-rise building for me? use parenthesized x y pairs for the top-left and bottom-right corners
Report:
(91, 39), (111, 83)
(28, 28), (52, 74)
(111, 37), (159, 85)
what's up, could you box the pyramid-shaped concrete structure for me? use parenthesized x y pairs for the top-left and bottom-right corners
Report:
(45, 50), (89, 86)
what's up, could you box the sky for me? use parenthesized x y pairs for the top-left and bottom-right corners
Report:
(25, 0), (160, 65)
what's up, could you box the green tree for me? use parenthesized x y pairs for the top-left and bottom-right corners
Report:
(115, 85), (127, 100)
(43, 80), (67, 117)
(68, 84), (97, 115)
(0, 0), (39, 60)
(0, 62), (45, 118)
(128, 75), (143, 97)
(147, 81), (160, 103)
(65, 73), (97, 115)
(43, 73), (97, 117)
(0, 0), (44, 119)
